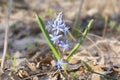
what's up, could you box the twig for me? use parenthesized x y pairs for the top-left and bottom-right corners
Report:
(1, 0), (13, 70)
(102, 15), (108, 38)
(69, 0), (84, 42)
(88, 33), (103, 39)
(73, 0), (84, 28)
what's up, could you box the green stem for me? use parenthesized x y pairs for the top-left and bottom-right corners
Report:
(36, 15), (60, 60)
(67, 19), (94, 61)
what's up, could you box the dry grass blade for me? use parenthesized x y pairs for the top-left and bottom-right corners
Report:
(1, 0), (13, 71)
(73, 0), (84, 28)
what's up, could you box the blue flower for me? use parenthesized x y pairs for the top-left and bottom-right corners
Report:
(59, 40), (70, 53)
(45, 12), (71, 55)
(45, 21), (54, 32)
(52, 23), (66, 35)
(55, 12), (63, 24)
(49, 33), (62, 44)
(55, 59), (68, 69)
(51, 12), (67, 35)
(52, 12), (63, 28)
(62, 26), (69, 36)
(46, 12), (69, 35)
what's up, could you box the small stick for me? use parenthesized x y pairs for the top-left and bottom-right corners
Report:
(69, 0), (84, 42)
(1, 0), (13, 71)
(102, 15), (108, 38)
(73, 0), (84, 29)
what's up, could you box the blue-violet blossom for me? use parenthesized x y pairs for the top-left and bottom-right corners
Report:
(55, 59), (68, 69)
(59, 40), (70, 53)
(49, 33), (62, 44)
(46, 12), (70, 52)
(45, 12), (71, 69)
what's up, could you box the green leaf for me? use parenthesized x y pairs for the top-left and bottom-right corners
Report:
(67, 19), (94, 61)
(82, 61), (93, 71)
(36, 15), (60, 60)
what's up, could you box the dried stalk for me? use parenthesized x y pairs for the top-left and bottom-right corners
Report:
(1, 0), (13, 70)
(73, 0), (84, 28)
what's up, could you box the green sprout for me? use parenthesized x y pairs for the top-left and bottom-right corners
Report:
(36, 15), (60, 61)
(66, 19), (94, 61)
(36, 13), (94, 70)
